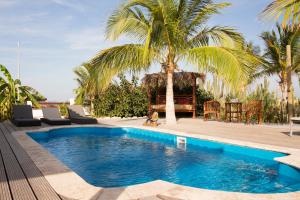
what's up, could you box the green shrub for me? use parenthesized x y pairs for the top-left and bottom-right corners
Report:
(0, 104), (11, 121)
(94, 75), (148, 118)
(59, 104), (69, 118)
(196, 88), (214, 116)
(0, 64), (44, 121)
(93, 75), (216, 118)
(247, 79), (282, 123)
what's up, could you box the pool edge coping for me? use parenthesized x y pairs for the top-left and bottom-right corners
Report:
(12, 124), (300, 200)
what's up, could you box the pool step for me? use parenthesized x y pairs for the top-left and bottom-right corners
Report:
(176, 136), (187, 150)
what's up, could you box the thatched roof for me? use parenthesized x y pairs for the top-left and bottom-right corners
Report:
(142, 71), (205, 89)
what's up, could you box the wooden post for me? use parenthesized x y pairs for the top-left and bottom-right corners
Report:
(147, 87), (152, 114)
(156, 77), (159, 105)
(192, 73), (196, 118)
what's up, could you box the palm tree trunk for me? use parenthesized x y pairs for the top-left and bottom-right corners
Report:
(165, 65), (176, 125)
(280, 83), (286, 122)
(91, 100), (94, 115)
(287, 76), (293, 122)
(286, 45), (293, 122)
(287, 75), (293, 122)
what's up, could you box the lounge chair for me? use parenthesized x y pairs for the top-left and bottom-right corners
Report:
(11, 105), (41, 127)
(41, 107), (71, 125)
(204, 100), (220, 121)
(244, 100), (263, 124)
(290, 117), (300, 136)
(67, 105), (97, 124)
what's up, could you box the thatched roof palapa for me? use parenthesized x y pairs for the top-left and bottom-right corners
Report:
(142, 72), (205, 90)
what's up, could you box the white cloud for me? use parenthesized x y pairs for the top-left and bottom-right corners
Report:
(0, 0), (18, 8)
(64, 27), (132, 51)
(0, 23), (52, 37)
(63, 15), (74, 21)
(51, 0), (86, 12)
(0, 11), (48, 24)
(64, 28), (106, 50)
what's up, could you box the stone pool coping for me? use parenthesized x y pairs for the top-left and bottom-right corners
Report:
(11, 124), (300, 200)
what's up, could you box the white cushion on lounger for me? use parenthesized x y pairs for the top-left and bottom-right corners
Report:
(291, 117), (300, 123)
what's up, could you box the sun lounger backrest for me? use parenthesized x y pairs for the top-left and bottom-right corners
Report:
(13, 105), (34, 119)
(67, 105), (86, 118)
(42, 107), (61, 119)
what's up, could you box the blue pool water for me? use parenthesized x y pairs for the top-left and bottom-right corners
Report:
(28, 127), (300, 193)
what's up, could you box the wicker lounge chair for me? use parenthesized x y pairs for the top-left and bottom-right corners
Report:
(67, 105), (97, 124)
(11, 105), (41, 127)
(204, 100), (220, 121)
(41, 107), (71, 125)
(244, 100), (263, 124)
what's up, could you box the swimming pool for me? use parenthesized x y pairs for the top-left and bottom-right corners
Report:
(28, 127), (300, 193)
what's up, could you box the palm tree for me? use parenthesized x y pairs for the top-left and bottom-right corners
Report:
(74, 63), (102, 113)
(90, 0), (258, 124)
(262, 0), (300, 28)
(0, 64), (43, 119)
(74, 63), (117, 113)
(255, 25), (300, 121)
(74, 64), (91, 105)
(261, 1), (300, 122)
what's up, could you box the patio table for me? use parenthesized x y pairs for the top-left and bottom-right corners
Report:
(225, 102), (243, 122)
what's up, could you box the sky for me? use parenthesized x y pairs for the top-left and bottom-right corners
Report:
(0, 0), (299, 101)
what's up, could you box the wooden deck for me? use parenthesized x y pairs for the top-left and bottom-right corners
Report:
(0, 121), (61, 200)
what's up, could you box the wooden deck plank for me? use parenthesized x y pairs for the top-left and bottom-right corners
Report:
(0, 123), (61, 200)
(0, 125), (37, 200)
(3, 121), (17, 131)
(0, 151), (12, 200)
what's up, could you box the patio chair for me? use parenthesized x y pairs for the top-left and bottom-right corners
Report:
(41, 107), (71, 125)
(11, 105), (41, 127)
(244, 100), (263, 124)
(204, 100), (220, 121)
(67, 105), (97, 124)
(143, 111), (159, 127)
(290, 117), (300, 136)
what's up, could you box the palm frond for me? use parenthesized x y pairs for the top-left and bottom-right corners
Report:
(187, 46), (253, 88)
(188, 26), (243, 48)
(18, 86), (40, 107)
(106, 6), (150, 41)
(90, 44), (159, 89)
(261, 0), (300, 28)
(186, 2), (231, 32)
(256, 25), (300, 86)
(0, 64), (14, 85)
(90, 44), (158, 72)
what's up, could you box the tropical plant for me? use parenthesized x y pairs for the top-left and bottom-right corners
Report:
(196, 88), (214, 116)
(247, 78), (282, 123)
(261, 0), (300, 122)
(204, 42), (261, 104)
(90, 0), (259, 124)
(0, 64), (43, 119)
(74, 63), (100, 107)
(93, 75), (148, 117)
(30, 90), (46, 101)
(205, 77), (225, 100)
(255, 25), (300, 121)
(59, 103), (68, 118)
(262, 0), (300, 28)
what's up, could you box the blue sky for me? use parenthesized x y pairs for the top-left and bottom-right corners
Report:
(0, 0), (299, 101)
